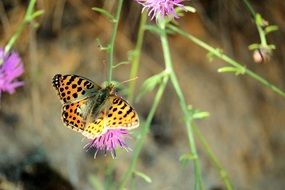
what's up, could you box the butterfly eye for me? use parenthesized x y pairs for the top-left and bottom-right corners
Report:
(112, 88), (118, 94)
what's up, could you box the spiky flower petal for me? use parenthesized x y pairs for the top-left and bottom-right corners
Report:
(85, 129), (131, 158)
(136, 0), (185, 20)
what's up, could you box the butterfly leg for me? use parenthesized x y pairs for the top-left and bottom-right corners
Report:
(111, 149), (116, 159)
(94, 148), (99, 159)
(83, 137), (98, 152)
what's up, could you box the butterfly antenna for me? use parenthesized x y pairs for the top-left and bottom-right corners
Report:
(118, 76), (139, 86)
(102, 60), (107, 82)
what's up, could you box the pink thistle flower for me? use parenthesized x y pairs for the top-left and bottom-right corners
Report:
(84, 129), (132, 158)
(136, 0), (185, 20)
(0, 48), (24, 96)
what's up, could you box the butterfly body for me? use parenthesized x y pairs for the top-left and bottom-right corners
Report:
(52, 74), (139, 139)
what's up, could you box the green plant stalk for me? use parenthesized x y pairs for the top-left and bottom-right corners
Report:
(0, 0), (37, 65)
(104, 160), (116, 190)
(193, 125), (233, 190)
(160, 21), (203, 190)
(256, 16), (267, 47)
(242, 0), (256, 17)
(128, 11), (147, 103)
(119, 75), (169, 190)
(130, 175), (136, 190)
(242, 0), (268, 47)
(108, 0), (123, 82)
(168, 25), (285, 98)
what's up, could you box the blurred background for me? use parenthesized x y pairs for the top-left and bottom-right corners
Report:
(0, 0), (285, 189)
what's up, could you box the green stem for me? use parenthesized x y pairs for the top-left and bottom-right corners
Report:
(193, 125), (233, 190)
(242, 0), (267, 47)
(257, 24), (267, 47)
(242, 0), (256, 17)
(160, 20), (203, 190)
(0, 0), (37, 66)
(128, 11), (147, 103)
(119, 74), (169, 189)
(168, 25), (285, 98)
(108, 0), (123, 82)
(4, 0), (37, 54)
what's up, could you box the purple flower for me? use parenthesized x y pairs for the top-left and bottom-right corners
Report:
(0, 48), (24, 96)
(136, 0), (185, 20)
(84, 129), (132, 158)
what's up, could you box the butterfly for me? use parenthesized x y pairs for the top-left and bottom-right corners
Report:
(52, 74), (139, 139)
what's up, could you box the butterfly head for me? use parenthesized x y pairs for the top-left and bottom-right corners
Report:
(104, 83), (116, 94)
(102, 81), (117, 94)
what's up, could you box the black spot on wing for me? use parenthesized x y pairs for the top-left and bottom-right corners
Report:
(121, 103), (127, 109)
(124, 107), (133, 117)
(72, 93), (78, 98)
(77, 78), (83, 85)
(72, 84), (77, 89)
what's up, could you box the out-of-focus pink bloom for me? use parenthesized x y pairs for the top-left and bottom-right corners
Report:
(0, 48), (24, 96)
(136, 0), (185, 20)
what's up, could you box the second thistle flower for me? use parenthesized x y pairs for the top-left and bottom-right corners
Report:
(0, 48), (24, 96)
(136, 0), (185, 20)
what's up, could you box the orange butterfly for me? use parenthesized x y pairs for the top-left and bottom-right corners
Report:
(52, 74), (139, 140)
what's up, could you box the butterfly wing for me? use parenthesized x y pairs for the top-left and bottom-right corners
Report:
(105, 95), (139, 129)
(61, 100), (89, 132)
(53, 74), (101, 133)
(52, 74), (101, 103)
(82, 95), (139, 139)
(81, 112), (106, 139)
(53, 75), (139, 139)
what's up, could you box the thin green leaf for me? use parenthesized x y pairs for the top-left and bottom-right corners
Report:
(265, 25), (279, 34)
(184, 6), (196, 13)
(193, 111), (210, 120)
(267, 44), (276, 50)
(144, 24), (162, 35)
(218, 66), (238, 73)
(175, 6), (196, 16)
(134, 171), (152, 183)
(187, 106), (210, 120)
(30, 10), (44, 20)
(136, 71), (169, 101)
(179, 153), (197, 166)
(166, 23), (179, 34)
(218, 66), (246, 75)
(92, 7), (115, 22)
(248, 43), (261, 50)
